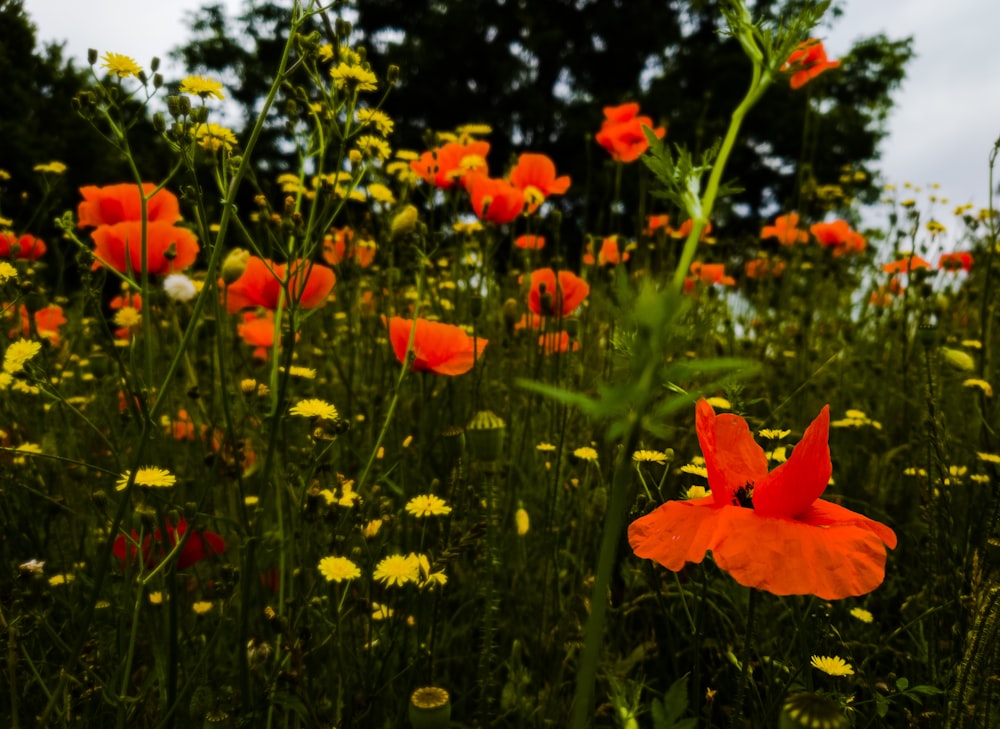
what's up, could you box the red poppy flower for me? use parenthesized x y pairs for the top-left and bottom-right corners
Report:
(113, 517), (225, 570)
(237, 310), (281, 359)
(760, 213), (808, 245)
(645, 214), (670, 237)
(882, 256), (931, 274)
(387, 316), (487, 376)
(670, 219), (714, 243)
(322, 227), (377, 268)
(744, 257), (787, 279)
(583, 236), (629, 266)
(629, 399), (897, 599)
(223, 256), (336, 313)
(90, 221), (200, 275)
(538, 330), (579, 355)
(8, 304), (68, 346)
(810, 220), (866, 256)
(464, 173), (526, 224)
(0, 233), (47, 260)
(508, 153), (571, 214)
(410, 141), (491, 189)
(526, 268), (590, 317)
(595, 103), (666, 163)
(514, 234), (546, 251)
(78, 183), (181, 228)
(783, 39), (841, 90)
(939, 252), (973, 272)
(689, 262), (735, 287)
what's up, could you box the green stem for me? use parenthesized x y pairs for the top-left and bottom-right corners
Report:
(731, 588), (760, 728)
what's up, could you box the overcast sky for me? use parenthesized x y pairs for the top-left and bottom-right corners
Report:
(24, 0), (1000, 214)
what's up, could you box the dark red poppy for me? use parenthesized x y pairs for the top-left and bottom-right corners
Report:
(939, 252), (973, 272)
(78, 183), (181, 228)
(90, 221), (200, 275)
(595, 103), (666, 163)
(464, 173), (526, 224)
(629, 399), (897, 599)
(113, 518), (225, 570)
(387, 316), (487, 375)
(0, 233), (47, 260)
(526, 268), (590, 317)
(223, 256), (336, 313)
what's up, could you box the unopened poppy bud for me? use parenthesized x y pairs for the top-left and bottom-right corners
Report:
(466, 410), (506, 462)
(390, 204), (419, 240)
(221, 248), (251, 284)
(502, 298), (520, 333)
(87, 48), (98, 65)
(779, 692), (845, 729)
(470, 293), (484, 319)
(138, 70), (148, 85)
(150, 56), (160, 73)
(153, 73), (163, 89)
(152, 112), (166, 134)
(387, 65), (400, 85)
(190, 106), (209, 124)
(941, 347), (975, 372)
(408, 686), (451, 729)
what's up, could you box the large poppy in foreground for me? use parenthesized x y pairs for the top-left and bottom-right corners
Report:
(78, 183), (181, 228)
(90, 221), (200, 275)
(387, 316), (487, 376)
(629, 399), (897, 599)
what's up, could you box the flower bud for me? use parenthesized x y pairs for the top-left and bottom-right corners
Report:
(387, 65), (400, 85)
(221, 248), (251, 285)
(941, 347), (975, 372)
(88, 48), (98, 66)
(152, 112), (166, 134)
(390, 204), (419, 240)
(779, 692), (845, 729)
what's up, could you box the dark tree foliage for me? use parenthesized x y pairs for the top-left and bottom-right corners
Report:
(0, 0), (170, 240)
(173, 0), (912, 243)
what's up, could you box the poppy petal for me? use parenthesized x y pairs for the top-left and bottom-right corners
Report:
(696, 399), (768, 504)
(628, 497), (722, 570)
(753, 405), (831, 519)
(801, 499), (898, 549)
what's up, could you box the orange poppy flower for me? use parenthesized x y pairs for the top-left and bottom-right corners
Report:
(645, 214), (671, 237)
(689, 262), (735, 286)
(223, 256), (335, 313)
(538, 330), (579, 355)
(508, 153), (571, 214)
(9, 304), (67, 346)
(882, 256), (931, 274)
(629, 399), (897, 599)
(810, 219), (866, 256)
(322, 228), (376, 268)
(939, 252), (973, 272)
(582, 236), (629, 266)
(744, 257), (787, 279)
(77, 183), (181, 228)
(514, 234), (546, 251)
(464, 173), (525, 224)
(595, 103), (666, 163)
(760, 213), (808, 245)
(670, 219), (714, 243)
(110, 290), (142, 312)
(0, 233), (47, 260)
(89, 221), (200, 275)
(783, 39), (841, 90)
(410, 140), (491, 189)
(387, 316), (487, 376)
(237, 310), (287, 359)
(526, 268), (590, 317)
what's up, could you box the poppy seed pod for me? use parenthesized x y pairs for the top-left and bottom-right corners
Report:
(408, 686), (451, 729)
(466, 410), (506, 462)
(779, 692), (845, 729)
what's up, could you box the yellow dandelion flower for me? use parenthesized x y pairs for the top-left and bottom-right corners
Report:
(455, 123), (492, 137)
(355, 135), (391, 161)
(367, 183), (396, 204)
(574, 446), (599, 462)
(685, 485), (711, 499)
(289, 398), (339, 420)
(373, 554), (420, 587)
(179, 75), (225, 100)
(810, 655), (854, 677)
(705, 396), (731, 409)
(845, 409), (867, 419)
(101, 51), (142, 78)
(363, 519), (383, 539)
(536, 442), (556, 452)
(372, 601), (394, 620)
(115, 467), (176, 491)
(977, 452), (1000, 464)
(318, 555), (361, 583)
(195, 123), (238, 152)
(903, 466), (927, 476)
(0, 261), (17, 284)
(758, 429), (791, 440)
(453, 220), (484, 235)
(113, 306), (141, 329)
(4, 339), (42, 373)
(33, 161), (67, 174)
(963, 378), (994, 397)
(632, 449), (669, 464)
(48, 573), (74, 586)
(148, 591), (166, 604)
(356, 108), (394, 136)
(680, 463), (709, 478)
(192, 601), (214, 615)
(971, 474), (990, 484)
(767, 446), (788, 463)
(405, 494), (452, 518)
(850, 607), (874, 624)
(962, 339), (983, 349)
(515, 507), (530, 535)
(330, 62), (378, 92)
(240, 378), (258, 393)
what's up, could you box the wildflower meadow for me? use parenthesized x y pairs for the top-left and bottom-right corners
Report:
(1, 1), (999, 727)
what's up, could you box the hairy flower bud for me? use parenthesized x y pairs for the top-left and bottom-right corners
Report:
(221, 248), (250, 285)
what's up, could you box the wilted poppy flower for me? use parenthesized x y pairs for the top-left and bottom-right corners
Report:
(526, 268), (590, 317)
(387, 316), (487, 376)
(583, 236), (629, 266)
(508, 153), (571, 213)
(514, 234), (546, 251)
(761, 213), (808, 245)
(595, 103), (666, 163)
(77, 183), (181, 228)
(810, 220), (866, 256)
(410, 140), (491, 189)
(113, 517), (225, 570)
(0, 233), (47, 260)
(90, 221), (200, 275)
(783, 39), (841, 90)
(223, 256), (335, 313)
(882, 256), (931, 274)
(939, 252), (973, 272)
(464, 174), (525, 224)
(629, 399), (897, 599)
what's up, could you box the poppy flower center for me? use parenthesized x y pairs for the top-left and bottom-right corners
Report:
(732, 481), (755, 509)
